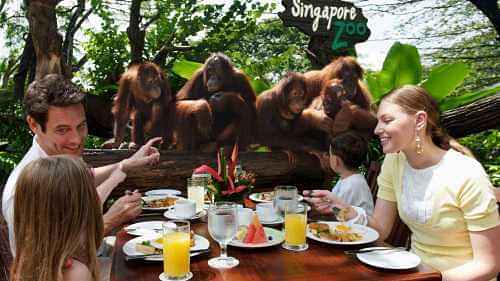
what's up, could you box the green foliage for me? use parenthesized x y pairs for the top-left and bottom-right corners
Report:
(365, 42), (422, 101)
(171, 59), (271, 94)
(365, 42), (497, 111)
(439, 84), (500, 111)
(420, 63), (470, 102)
(171, 60), (202, 80)
(0, 93), (32, 184)
(458, 130), (500, 186)
(81, 24), (129, 95)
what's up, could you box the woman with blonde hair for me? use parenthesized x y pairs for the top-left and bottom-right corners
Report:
(305, 85), (500, 280)
(11, 155), (104, 281)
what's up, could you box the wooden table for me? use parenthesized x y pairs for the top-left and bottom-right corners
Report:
(110, 216), (441, 281)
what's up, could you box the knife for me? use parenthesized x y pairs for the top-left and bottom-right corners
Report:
(344, 247), (406, 255)
(125, 249), (211, 261)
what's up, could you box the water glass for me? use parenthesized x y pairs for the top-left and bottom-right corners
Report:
(187, 178), (205, 212)
(161, 220), (192, 281)
(283, 202), (308, 252)
(273, 185), (298, 217)
(207, 202), (239, 269)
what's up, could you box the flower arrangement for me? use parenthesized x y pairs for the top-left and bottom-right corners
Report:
(193, 143), (255, 203)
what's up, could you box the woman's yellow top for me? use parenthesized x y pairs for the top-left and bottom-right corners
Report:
(377, 149), (499, 272)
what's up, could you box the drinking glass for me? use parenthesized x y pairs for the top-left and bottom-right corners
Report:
(192, 173), (212, 203)
(207, 202), (239, 269)
(282, 202), (308, 252)
(273, 185), (298, 217)
(187, 178), (205, 213)
(160, 220), (192, 281)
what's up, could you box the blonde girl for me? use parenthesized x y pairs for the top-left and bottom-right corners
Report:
(11, 155), (103, 281)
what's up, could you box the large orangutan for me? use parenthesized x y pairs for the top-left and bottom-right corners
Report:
(176, 53), (257, 149)
(170, 92), (254, 151)
(304, 56), (371, 108)
(293, 56), (376, 144)
(110, 62), (173, 149)
(302, 79), (377, 141)
(256, 72), (322, 151)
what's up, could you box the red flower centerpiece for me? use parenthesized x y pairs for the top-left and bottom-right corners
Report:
(193, 144), (255, 203)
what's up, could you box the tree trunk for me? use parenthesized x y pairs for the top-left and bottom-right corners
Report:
(13, 35), (36, 100)
(127, 0), (145, 64)
(27, 0), (69, 79)
(441, 92), (500, 138)
(83, 150), (325, 196)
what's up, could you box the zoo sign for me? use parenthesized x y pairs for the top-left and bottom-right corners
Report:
(278, 0), (371, 52)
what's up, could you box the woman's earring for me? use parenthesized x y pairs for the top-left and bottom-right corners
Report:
(415, 135), (423, 155)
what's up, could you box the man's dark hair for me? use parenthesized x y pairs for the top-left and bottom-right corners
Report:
(24, 74), (85, 131)
(329, 131), (368, 171)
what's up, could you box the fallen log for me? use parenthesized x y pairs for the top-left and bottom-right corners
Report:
(83, 150), (326, 196)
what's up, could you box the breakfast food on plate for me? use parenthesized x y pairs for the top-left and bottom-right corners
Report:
(135, 240), (161, 255)
(135, 230), (195, 254)
(256, 191), (274, 201)
(242, 214), (268, 244)
(309, 222), (363, 242)
(142, 196), (178, 208)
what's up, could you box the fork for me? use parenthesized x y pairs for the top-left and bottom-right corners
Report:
(344, 247), (406, 255)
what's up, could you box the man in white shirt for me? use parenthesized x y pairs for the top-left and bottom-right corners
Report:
(2, 74), (161, 254)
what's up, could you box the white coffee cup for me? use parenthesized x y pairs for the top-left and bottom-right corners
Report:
(256, 203), (279, 222)
(238, 208), (254, 226)
(173, 199), (196, 218)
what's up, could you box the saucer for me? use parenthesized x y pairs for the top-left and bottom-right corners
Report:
(163, 209), (207, 220)
(259, 216), (284, 225)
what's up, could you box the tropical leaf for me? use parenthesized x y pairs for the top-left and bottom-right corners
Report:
(172, 59), (270, 94)
(378, 42), (422, 95)
(171, 59), (203, 80)
(250, 78), (270, 95)
(420, 63), (470, 102)
(439, 85), (500, 111)
(364, 72), (384, 103)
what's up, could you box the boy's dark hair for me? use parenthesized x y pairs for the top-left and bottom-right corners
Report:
(24, 74), (85, 132)
(329, 131), (368, 171)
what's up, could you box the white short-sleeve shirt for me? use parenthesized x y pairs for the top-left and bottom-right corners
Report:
(2, 136), (48, 254)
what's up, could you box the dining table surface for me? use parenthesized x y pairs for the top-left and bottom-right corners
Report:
(110, 198), (442, 281)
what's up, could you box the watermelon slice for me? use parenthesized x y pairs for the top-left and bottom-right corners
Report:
(243, 214), (268, 244)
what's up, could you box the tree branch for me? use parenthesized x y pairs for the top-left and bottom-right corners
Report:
(142, 12), (161, 30)
(468, 0), (500, 40)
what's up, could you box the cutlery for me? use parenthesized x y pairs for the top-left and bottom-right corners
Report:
(125, 248), (211, 261)
(124, 228), (162, 232)
(344, 247), (406, 255)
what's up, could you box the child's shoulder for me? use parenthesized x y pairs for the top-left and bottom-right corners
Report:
(345, 173), (369, 186)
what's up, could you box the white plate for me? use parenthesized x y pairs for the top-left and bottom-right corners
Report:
(229, 227), (284, 248)
(123, 234), (210, 262)
(249, 192), (304, 203)
(163, 209), (207, 220)
(145, 189), (182, 197)
(142, 195), (183, 211)
(306, 221), (379, 245)
(356, 247), (421, 270)
(124, 221), (168, 236)
(259, 216), (284, 225)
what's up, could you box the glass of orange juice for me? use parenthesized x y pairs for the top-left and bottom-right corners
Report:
(282, 202), (308, 251)
(160, 220), (192, 281)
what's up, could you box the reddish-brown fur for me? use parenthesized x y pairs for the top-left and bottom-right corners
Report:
(256, 72), (323, 151)
(111, 62), (173, 148)
(175, 53), (257, 150)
